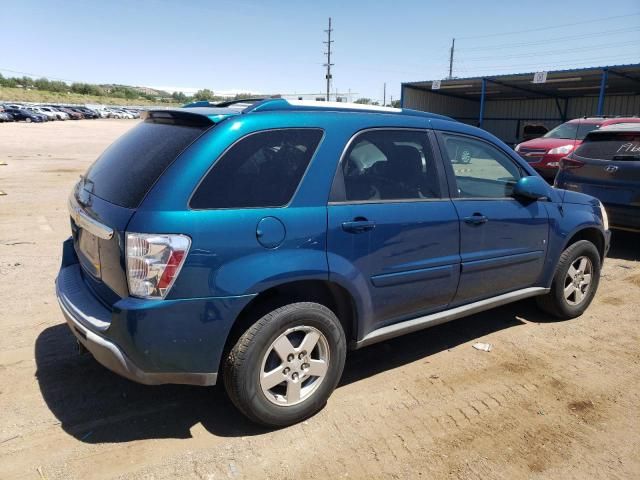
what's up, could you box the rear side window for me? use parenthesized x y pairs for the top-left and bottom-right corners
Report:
(575, 132), (640, 160)
(84, 120), (207, 208)
(190, 129), (323, 209)
(332, 129), (441, 202)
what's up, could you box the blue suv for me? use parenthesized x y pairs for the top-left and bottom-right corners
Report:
(56, 99), (610, 426)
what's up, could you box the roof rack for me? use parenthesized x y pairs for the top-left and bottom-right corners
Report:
(242, 98), (454, 121)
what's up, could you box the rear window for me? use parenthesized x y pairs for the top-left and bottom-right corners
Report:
(83, 119), (207, 208)
(575, 132), (640, 160)
(190, 129), (323, 209)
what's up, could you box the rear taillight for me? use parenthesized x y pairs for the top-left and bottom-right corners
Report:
(560, 157), (585, 169)
(126, 233), (191, 299)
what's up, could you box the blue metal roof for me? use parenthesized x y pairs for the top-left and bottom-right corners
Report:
(403, 63), (640, 86)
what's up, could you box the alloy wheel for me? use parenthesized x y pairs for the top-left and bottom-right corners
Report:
(563, 256), (593, 306)
(259, 326), (330, 406)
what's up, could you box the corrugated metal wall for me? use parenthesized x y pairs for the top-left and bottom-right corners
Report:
(403, 85), (640, 145)
(567, 95), (640, 118)
(403, 87), (478, 118)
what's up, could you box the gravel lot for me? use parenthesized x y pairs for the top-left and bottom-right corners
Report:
(0, 120), (639, 479)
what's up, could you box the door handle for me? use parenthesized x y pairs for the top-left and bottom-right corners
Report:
(342, 218), (376, 233)
(464, 213), (488, 225)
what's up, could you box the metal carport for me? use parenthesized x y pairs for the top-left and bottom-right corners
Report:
(401, 64), (640, 145)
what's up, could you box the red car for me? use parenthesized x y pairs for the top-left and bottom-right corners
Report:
(515, 117), (640, 180)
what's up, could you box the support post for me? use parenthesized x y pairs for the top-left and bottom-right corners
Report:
(597, 68), (608, 116)
(400, 83), (405, 108)
(448, 38), (455, 79)
(479, 78), (486, 128)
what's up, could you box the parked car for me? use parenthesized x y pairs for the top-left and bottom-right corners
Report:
(90, 107), (111, 118)
(74, 106), (99, 119)
(2, 107), (46, 122)
(103, 107), (126, 119)
(515, 117), (640, 180)
(110, 108), (134, 119)
(39, 106), (69, 120)
(0, 111), (14, 122)
(26, 106), (57, 121)
(56, 100), (610, 427)
(123, 108), (141, 118)
(556, 123), (640, 232)
(50, 106), (83, 120)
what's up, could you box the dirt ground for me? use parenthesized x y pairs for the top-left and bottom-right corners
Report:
(0, 120), (639, 480)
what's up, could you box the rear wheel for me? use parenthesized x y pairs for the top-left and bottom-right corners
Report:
(223, 302), (346, 427)
(25, 117), (32, 123)
(536, 240), (601, 319)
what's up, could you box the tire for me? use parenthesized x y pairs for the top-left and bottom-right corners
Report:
(536, 240), (601, 319)
(223, 302), (346, 427)
(25, 117), (32, 123)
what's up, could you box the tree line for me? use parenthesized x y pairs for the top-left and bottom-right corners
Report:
(0, 73), (254, 104)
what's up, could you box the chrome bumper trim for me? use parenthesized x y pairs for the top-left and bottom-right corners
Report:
(68, 193), (114, 240)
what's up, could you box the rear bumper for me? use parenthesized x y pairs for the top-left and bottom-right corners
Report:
(58, 287), (215, 385)
(604, 204), (640, 232)
(55, 261), (255, 386)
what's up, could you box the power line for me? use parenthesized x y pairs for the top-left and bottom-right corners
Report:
(457, 12), (640, 39)
(457, 26), (640, 52)
(460, 40), (640, 62)
(457, 54), (640, 73)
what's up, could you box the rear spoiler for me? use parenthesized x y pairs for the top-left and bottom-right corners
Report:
(142, 110), (218, 127)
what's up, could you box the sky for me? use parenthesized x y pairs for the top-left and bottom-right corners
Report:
(1, 0), (639, 103)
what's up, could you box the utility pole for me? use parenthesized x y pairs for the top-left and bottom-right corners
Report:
(383, 82), (386, 106)
(448, 38), (455, 79)
(323, 17), (334, 102)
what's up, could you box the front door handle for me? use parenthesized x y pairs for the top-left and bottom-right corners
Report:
(342, 218), (376, 233)
(464, 213), (488, 225)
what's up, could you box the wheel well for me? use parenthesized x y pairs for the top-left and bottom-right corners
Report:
(221, 280), (357, 367)
(565, 228), (605, 261)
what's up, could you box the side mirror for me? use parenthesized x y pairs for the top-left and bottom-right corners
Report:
(513, 176), (549, 200)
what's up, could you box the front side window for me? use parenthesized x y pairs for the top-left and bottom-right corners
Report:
(333, 129), (441, 202)
(442, 134), (522, 198)
(190, 129), (323, 209)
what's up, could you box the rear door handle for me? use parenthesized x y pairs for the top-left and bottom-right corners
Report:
(342, 219), (376, 233)
(464, 213), (488, 225)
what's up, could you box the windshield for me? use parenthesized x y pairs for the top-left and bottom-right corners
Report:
(544, 122), (600, 140)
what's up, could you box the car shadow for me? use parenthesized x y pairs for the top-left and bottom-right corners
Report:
(35, 300), (543, 443)
(607, 230), (640, 261)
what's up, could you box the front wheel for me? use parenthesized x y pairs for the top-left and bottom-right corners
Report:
(536, 240), (601, 319)
(25, 117), (32, 123)
(223, 302), (346, 427)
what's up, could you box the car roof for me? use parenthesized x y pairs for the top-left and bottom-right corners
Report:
(148, 98), (457, 128)
(567, 117), (640, 125)
(588, 123), (640, 133)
